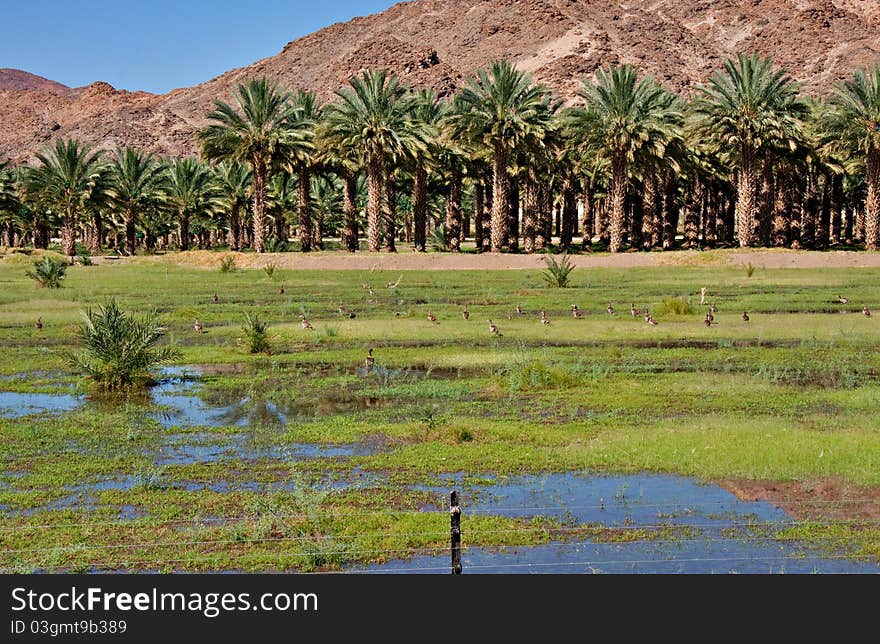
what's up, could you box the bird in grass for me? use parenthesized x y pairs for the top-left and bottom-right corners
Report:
(647, 316), (658, 326)
(34, 317), (43, 330)
(488, 319), (500, 336)
(571, 304), (583, 319)
(710, 302), (718, 314)
(515, 305), (524, 316)
(338, 305), (357, 319)
(704, 314), (713, 327)
(838, 295), (849, 304)
(644, 310), (653, 324)
(540, 310), (551, 325)
(707, 311), (715, 323)
(742, 311), (750, 322)
(462, 305), (471, 321)
(364, 348), (375, 370)
(630, 304), (640, 317)
(193, 319), (204, 333)
(427, 311), (438, 324)
(864, 306), (872, 318)
(279, 285), (286, 295)
(607, 303), (615, 315)
(212, 292), (219, 304)
(299, 315), (314, 330)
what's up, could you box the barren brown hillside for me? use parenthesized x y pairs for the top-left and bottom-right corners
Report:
(2, 0), (879, 163)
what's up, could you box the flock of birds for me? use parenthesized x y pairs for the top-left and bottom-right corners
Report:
(30, 281), (873, 338)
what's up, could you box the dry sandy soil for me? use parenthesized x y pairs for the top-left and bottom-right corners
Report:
(96, 248), (880, 271)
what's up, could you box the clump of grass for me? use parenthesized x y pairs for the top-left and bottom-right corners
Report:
(77, 255), (93, 266)
(241, 313), (271, 354)
(746, 262), (756, 278)
(453, 427), (474, 443)
(263, 262), (278, 279)
(541, 253), (575, 288)
(219, 254), (237, 273)
(135, 466), (166, 491)
(497, 352), (576, 393)
(66, 298), (181, 390)
(314, 325), (340, 345)
(656, 297), (695, 316)
(25, 256), (68, 288)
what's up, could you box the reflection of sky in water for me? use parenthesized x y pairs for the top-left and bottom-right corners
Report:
(0, 391), (83, 417)
(357, 472), (880, 575)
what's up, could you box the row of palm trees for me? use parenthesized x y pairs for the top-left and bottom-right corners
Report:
(1, 53), (878, 255)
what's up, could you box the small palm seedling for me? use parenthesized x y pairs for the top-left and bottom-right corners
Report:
(77, 255), (93, 266)
(541, 253), (576, 288)
(26, 256), (68, 288)
(66, 298), (181, 390)
(263, 262), (278, 279)
(657, 297), (695, 316)
(219, 254), (237, 273)
(745, 262), (756, 278)
(429, 224), (449, 252)
(241, 312), (271, 354)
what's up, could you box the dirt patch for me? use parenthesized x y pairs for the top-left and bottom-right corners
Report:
(94, 249), (880, 271)
(718, 477), (880, 523)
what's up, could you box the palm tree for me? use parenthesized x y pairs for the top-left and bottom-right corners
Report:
(690, 53), (808, 247)
(410, 89), (445, 251)
(106, 147), (167, 255)
(198, 77), (304, 253)
(214, 162), (252, 251)
(564, 65), (683, 253)
(284, 90), (321, 252)
(21, 139), (106, 256)
(824, 65), (880, 250)
(448, 60), (554, 252)
(0, 161), (21, 247)
(322, 70), (423, 252)
(165, 158), (221, 250)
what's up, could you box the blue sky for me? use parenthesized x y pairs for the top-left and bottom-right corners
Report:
(1, 0), (399, 93)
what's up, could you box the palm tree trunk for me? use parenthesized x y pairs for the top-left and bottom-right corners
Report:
(228, 203), (241, 251)
(124, 207), (136, 256)
(297, 168), (312, 252)
(178, 211), (190, 250)
(581, 187), (594, 250)
(251, 157), (267, 254)
(641, 174), (658, 249)
(736, 148), (757, 247)
(412, 163), (428, 252)
(662, 172), (679, 251)
(384, 172), (397, 253)
(90, 211), (103, 254)
(772, 176), (791, 247)
(629, 186), (643, 250)
(3, 222), (13, 247)
(445, 168), (463, 252)
(800, 172), (817, 250)
(866, 148), (880, 251)
(366, 156), (384, 253)
(343, 172), (358, 253)
(312, 211), (324, 250)
(704, 187), (718, 249)
(522, 180), (536, 254)
(61, 207), (77, 256)
(507, 177), (520, 252)
(473, 182), (485, 253)
(830, 174), (844, 246)
(536, 184), (551, 251)
(758, 168), (774, 247)
(609, 156), (627, 253)
(491, 146), (508, 252)
(560, 179), (576, 252)
(683, 179), (702, 249)
(817, 172), (831, 250)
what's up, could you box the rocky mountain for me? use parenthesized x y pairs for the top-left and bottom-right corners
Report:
(2, 0), (879, 163)
(0, 69), (72, 94)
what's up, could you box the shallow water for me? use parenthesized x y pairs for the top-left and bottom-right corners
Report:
(357, 472), (880, 574)
(0, 391), (83, 417)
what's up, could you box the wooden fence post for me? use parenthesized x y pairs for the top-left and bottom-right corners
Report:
(450, 490), (462, 574)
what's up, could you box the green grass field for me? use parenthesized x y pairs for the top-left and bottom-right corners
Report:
(1, 251), (879, 572)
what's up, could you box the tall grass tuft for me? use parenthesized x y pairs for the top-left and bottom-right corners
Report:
(429, 224), (449, 252)
(241, 313), (271, 354)
(656, 297), (695, 316)
(219, 255), (237, 273)
(746, 262), (756, 278)
(66, 298), (181, 390)
(26, 256), (68, 288)
(262, 262), (278, 279)
(541, 253), (576, 288)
